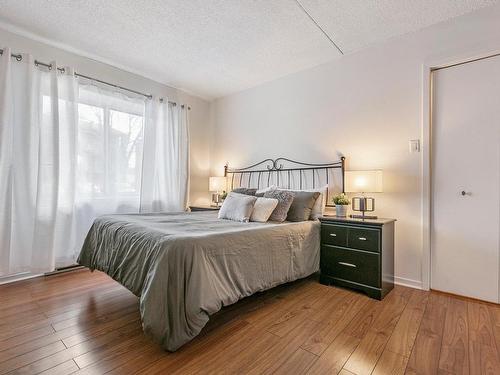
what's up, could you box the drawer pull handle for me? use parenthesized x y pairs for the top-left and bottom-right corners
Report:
(329, 233), (337, 237)
(338, 262), (357, 268)
(358, 237), (367, 241)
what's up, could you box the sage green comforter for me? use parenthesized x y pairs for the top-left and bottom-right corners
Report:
(77, 211), (320, 351)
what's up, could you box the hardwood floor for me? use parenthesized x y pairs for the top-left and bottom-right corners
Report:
(1, 270), (499, 375)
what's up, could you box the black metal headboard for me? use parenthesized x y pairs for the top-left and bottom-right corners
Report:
(224, 156), (345, 208)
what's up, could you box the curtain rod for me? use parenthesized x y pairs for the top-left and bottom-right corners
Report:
(0, 48), (191, 110)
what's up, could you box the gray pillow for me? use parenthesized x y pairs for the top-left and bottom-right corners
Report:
(218, 192), (257, 222)
(286, 191), (321, 222)
(263, 190), (295, 222)
(232, 187), (257, 196)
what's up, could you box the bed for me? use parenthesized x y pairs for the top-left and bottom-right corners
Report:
(77, 157), (345, 351)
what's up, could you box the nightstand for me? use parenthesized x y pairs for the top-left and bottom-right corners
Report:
(189, 206), (220, 212)
(319, 216), (396, 300)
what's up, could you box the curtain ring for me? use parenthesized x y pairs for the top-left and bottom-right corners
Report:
(15, 54), (22, 61)
(48, 64), (52, 70)
(34, 60), (39, 66)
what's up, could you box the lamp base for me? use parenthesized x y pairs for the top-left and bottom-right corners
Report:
(350, 196), (377, 219)
(350, 214), (378, 220)
(211, 193), (221, 208)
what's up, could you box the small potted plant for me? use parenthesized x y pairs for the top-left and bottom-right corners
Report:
(332, 193), (350, 217)
(220, 191), (228, 201)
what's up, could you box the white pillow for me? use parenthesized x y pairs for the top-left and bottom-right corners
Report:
(218, 192), (257, 222)
(250, 197), (279, 222)
(279, 185), (328, 219)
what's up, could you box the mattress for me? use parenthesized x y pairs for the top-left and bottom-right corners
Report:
(77, 211), (320, 351)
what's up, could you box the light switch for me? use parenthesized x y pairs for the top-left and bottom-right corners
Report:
(409, 139), (420, 153)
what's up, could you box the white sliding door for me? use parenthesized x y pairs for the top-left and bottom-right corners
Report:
(431, 55), (500, 303)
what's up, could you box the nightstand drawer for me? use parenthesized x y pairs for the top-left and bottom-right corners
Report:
(321, 246), (380, 288)
(321, 224), (347, 247)
(348, 227), (380, 253)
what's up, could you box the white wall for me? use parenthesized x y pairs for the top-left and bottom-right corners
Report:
(0, 27), (213, 206)
(211, 5), (500, 288)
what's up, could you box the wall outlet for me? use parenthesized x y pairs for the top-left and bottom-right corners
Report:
(409, 139), (420, 153)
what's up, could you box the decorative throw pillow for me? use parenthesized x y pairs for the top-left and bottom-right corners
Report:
(263, 190), (295, 222)
(255, 185), (277, 197)
(286, 191), (321, 222)
(232, 187), (257, 196)
(250, 197), (279, 222)
(280, 185), (328, 219)
(218, 192), (257, 222)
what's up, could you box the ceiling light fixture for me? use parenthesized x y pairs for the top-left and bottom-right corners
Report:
(294, 0), (344, 55)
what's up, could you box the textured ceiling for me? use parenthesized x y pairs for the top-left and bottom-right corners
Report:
(0, 0), (497, 99)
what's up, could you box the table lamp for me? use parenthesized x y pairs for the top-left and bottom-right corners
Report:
(209, 176), (227, 207)
(345, 170), (383, 219)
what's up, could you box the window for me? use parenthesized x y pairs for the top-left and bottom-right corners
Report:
(78, 103), (105, 195)
(76, 86), (145, 200)
(108, 109), (143, 194)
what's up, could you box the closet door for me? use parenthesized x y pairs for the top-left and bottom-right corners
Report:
(431, 55), (500, 303)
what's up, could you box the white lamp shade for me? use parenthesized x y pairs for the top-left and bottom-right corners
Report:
(345, 170), (383, 193)
(209, 176), (226, 192)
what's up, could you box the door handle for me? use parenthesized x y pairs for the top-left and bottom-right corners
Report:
(358, 237), (367, 241)
(329, 233), (337, 237)
(461, 191), (472, 196)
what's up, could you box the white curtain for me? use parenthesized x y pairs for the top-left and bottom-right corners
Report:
(0, 48), (190, 280)
(0, 49), (79, 276)
(141, 100), (190, 212)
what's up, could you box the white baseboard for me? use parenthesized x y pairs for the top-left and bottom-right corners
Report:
(394, 276), (424, 290)
(0, 272), (43, 285)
